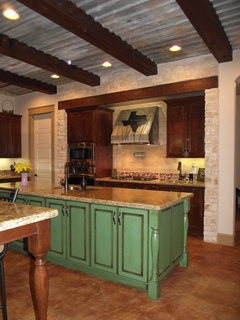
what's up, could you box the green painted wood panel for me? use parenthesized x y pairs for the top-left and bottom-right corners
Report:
(158, 208), (172, 275)
(46, 198), (66, 259)
(15, 194), (27, 204)
(91, 204), (117, 273)
(118, 207), (148, 282)
(27, 195), (45, 207)
(172, 203), (184, 263)
(67, 201), (90, 266)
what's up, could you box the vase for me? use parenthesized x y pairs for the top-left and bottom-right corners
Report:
(21, 172), (28, 186)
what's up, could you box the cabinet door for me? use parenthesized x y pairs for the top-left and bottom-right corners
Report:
(187, 98), (205, 157)
(118, 207), (148, 282)
(66, 201), (90, 266)
(67, 110), (93, 143)
(0, 116), (10, 157)
(167, 96), (204, 158)
(182, 187), (204, 237)
(15, 194), (27, 204)
(171, 202), (184, 262)
(27, 195), (45, 207)
(91, 204), (117, 273)
(46, 198), (66, 260)
(10, 116), (21, 158)
(167, 103), (186, 157)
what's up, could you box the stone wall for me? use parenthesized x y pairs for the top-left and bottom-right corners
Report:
(204, 88), (219, 242)
(55, 109), (67, 183)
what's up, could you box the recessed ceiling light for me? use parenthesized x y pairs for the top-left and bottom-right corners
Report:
(3, 8), (19, 20)
(169, 45), (181, 52)
(102, 61), (112, 68)
(51, 74), (60, 79)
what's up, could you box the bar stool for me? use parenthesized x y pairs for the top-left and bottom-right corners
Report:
(0, 187), (19, 320)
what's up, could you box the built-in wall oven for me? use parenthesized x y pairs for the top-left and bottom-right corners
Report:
(67, 142), (95, 185)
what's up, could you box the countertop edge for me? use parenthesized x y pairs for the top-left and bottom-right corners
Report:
(17, 189), (193, 210)
(95, 177), (205, 188)
(0, 201), (58, 232)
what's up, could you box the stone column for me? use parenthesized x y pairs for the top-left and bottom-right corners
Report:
(204, 88), (219, 242)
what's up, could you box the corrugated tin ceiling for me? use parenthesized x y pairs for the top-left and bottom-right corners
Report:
(0, 0), (239, 96)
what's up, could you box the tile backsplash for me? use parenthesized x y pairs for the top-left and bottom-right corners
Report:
(113, 144), (205, 175)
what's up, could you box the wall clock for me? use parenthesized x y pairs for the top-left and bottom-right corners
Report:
(2, 100), (14, 113)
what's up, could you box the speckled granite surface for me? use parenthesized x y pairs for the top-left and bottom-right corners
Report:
(96, 177), (205, 188)
(0, 181), (192, 210)
(0, 201), (58, 232)
(0, 170), (20, 181)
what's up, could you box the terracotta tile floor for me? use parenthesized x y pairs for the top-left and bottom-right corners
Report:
(2, 236), (240, 320)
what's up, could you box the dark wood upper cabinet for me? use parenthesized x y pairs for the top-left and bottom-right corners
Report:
(0, 112), (22, 158)
(67, 109), (94, 142)
(166, 95), (205, 158)
(67, 106), (113, 178)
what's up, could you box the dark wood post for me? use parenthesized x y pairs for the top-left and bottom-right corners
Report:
(28, 220), (50, 320)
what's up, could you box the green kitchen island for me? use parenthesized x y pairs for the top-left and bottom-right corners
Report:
(0, 182), (192, 300)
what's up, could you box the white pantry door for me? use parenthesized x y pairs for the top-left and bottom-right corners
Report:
(33, 113), (52, 184)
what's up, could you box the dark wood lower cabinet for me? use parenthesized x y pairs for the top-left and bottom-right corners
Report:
(96, 180), (204, 237)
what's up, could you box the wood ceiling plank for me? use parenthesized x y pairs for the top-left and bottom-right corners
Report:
(0, 34), (100, 87)
(176, 0), (232, 62)
(17, 0), (157, 76)
(0, 68), (57, 94)
(58, 76), (218, 110)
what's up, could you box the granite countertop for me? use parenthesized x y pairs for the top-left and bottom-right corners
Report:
(0, 181), (192, 211)
(96, 177), (205, 188)
(0, 170), (21, 181)
(0, 201), (58, 232)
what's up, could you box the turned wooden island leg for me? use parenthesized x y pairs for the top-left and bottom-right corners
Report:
(148, 226), (160, 300)
(28, 220), (51, 320)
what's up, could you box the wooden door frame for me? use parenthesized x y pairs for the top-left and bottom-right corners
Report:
(28, 105), (55, 183)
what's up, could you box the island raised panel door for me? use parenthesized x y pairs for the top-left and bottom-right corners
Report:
(91, 204), (117, 274)
(46, 198), (66, 261)
(171, 203), (184, 263)
(66, 201), (90, 266)
(118, 207), (148, 282)
(15, 194), (27, 204)
(27, 195), (46, 207)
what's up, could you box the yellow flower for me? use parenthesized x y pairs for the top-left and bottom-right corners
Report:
(14, 162), (32, 174)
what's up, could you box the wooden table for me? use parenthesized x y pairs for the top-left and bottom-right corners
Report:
(0, 200), (58, 320)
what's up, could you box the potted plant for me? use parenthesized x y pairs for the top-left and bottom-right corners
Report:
(14, 162), (32, 186)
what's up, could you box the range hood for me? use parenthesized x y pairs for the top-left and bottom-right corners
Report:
(111, 106), (159, 144)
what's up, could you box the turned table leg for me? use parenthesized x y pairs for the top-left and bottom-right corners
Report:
(28, 220), (50, 320)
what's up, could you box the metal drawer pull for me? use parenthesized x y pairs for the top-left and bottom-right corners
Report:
(118, 212), (121, 225)
(113, 211), (116, 225)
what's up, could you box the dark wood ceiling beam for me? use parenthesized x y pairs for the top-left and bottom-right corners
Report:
(0, 68), (57, 94)
(58, 76), (218, 110)
(17, 0), (157, 76)
(0, 34), (100, 87)
(176, 0), (232, 62)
